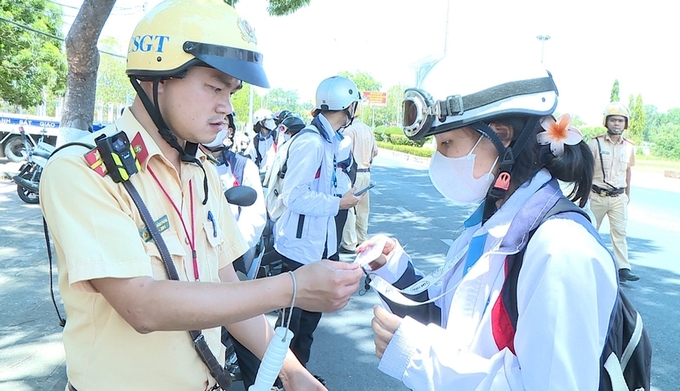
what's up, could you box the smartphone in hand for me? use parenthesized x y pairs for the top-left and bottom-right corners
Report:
(354, 182), (375, 196)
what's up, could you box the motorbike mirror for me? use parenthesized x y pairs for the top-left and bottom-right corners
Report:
(224, 185), (257, 207)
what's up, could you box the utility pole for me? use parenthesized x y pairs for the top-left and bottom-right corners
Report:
(536, 35), (551, 64)
(413, 0), (449, 87)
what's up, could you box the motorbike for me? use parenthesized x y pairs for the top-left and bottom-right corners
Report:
(13, 127), (54, 204)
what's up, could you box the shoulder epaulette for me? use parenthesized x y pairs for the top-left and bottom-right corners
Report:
(84, 131), (146, 178)
(623, 137), (635, 145)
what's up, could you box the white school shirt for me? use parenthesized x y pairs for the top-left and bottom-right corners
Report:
(274, 115), (340, 263)
(374, 169), (618, 391)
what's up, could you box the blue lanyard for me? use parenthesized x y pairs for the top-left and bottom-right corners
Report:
(463, 203), (487, 276)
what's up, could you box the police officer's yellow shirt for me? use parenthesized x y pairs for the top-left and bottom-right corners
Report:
(40, 109), (247, 391)
(588, 133), (636, 189)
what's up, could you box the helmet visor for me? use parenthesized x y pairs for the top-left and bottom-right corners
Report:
(183, 41), (269, 88)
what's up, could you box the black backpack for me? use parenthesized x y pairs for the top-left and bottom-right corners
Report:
(499, 198), (652, 391)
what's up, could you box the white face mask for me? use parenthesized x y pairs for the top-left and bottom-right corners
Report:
(263, 119), (276, 131)
(203, 129), (228, 149)
(283, 133), (292, 142)
(428, 136), (497, 205)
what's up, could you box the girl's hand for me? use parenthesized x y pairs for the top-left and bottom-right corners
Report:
(356, 235), (396, 271)
(371, 305), (403, 359)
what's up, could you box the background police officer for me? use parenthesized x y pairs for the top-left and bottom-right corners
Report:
(588, 102), (639, 282)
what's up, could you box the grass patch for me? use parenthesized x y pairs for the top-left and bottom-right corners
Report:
(635, 155), (680, 172)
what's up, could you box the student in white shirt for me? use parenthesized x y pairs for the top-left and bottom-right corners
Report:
(361, 59), (619, 391)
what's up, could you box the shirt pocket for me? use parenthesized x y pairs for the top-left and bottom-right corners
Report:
(202, 221), (224, 278)
(202, 221), (222, 248)
(143, 231), (187, 280)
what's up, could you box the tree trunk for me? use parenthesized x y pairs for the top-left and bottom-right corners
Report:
(59, 0), (116, 144)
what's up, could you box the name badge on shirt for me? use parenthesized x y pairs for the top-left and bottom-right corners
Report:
(140, 215), (170, 242)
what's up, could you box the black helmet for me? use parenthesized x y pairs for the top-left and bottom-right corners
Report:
(280, 115), (305, 135)
(275, 109), (293, 125)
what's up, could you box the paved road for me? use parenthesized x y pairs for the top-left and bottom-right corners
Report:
(1, 152), (679, 391)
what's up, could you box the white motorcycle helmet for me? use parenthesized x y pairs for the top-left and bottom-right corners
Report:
(253, 108), (276, 132)
(402, 56), (560, 218)
(315, 76), (361, 111)
(402, 57), (558, 141)
(254, 108), (275, 123)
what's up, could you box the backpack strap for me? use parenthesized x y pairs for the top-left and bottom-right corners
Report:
(253, 134), (262, 167)
(279, 125), (320, 179)
(492, 196), (590, 354)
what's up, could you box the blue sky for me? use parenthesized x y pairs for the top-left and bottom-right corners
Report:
(62, 0), (679, 125)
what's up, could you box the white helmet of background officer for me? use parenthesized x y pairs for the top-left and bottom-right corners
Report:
(314, 76), (361, 128)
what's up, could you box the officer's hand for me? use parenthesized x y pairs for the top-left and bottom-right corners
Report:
(280, 364), (327, 391)
(372, 305), (403, 359)
(356, 234), (397, 271)
(293, 260), (362, 313)
(339, 187), (362, 209)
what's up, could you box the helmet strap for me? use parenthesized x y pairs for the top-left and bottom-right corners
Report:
(473, 117), (540, 223)
(129, 76), (210, 204)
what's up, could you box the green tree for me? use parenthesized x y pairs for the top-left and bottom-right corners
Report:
(265, 0), (312, 15)
(0, 0), (66, 108)
(650, 123), (680, 160)
(609, 79), (620, 102)
(95, 37), (134, 122)
(60, 0), (116, 136)
(643, 105), (660, 142)
(373, 84), (406, 127)
(59, 0), (316, 139)
(628, 94), (645, 143)
(663, 108), (680, 125)
(339, 70), (382, 93)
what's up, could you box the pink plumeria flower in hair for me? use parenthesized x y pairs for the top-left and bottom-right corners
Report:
(536, 113), (583, 156)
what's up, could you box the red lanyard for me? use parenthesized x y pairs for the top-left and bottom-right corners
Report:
(148, 166), (200, 281)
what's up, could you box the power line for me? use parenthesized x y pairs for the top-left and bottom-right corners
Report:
(0, 15), (63, 42)
(45, 0), (81, 10)
(0, 16), (126, 59)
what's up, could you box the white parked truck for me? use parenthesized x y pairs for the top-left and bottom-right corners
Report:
(0, 112), (106, 162)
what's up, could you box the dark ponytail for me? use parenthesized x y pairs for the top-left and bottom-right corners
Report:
(543, 141), (594, 207)
(509, 119), (594, 207)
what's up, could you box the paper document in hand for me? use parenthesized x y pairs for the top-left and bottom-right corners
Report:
(353, 238), (387, 270)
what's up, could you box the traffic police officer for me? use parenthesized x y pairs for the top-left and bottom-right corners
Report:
(588, 102), (639, 282)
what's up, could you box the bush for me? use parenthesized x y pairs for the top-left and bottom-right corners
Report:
(580, 126), (605, 142)
(649, 124), (680, 160)
(374, 128), (428, 148)
(377, 141), (434, 158)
